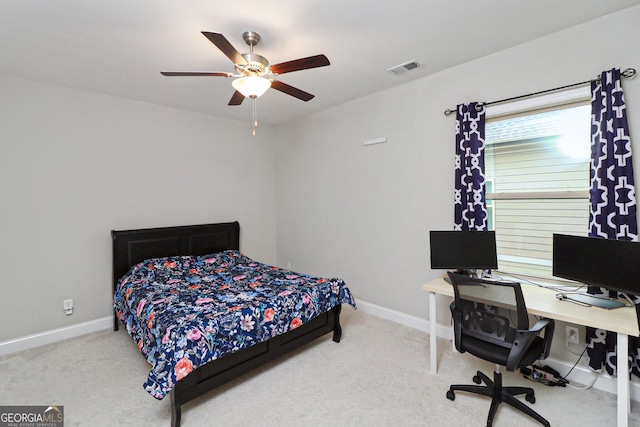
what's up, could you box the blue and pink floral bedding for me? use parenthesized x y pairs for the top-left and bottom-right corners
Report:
(113, 250), (356, 399)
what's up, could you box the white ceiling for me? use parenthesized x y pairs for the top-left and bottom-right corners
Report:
(2, 1), (639, 126)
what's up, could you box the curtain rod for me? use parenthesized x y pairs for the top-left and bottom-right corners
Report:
(443, 67), (636, 116)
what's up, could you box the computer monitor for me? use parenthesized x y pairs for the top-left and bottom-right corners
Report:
(552, 233), (640, 296)
(429, 230), (498, 274)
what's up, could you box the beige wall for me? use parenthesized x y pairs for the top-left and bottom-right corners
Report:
(0, 76), (278, 341)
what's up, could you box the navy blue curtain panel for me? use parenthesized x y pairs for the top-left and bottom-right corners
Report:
(586, 67), (640, 377)
(454, 102), (487, 231)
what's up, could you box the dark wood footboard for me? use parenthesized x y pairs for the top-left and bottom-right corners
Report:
(170, 304), (342, 427)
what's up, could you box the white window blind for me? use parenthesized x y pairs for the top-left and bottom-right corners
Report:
(485, 103), (591, 279)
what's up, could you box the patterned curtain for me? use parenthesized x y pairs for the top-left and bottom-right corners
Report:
(586, 67), (640, 377)
(454, 102), (488, 231)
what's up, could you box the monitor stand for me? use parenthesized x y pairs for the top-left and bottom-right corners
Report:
(455, 268), (491, 278)
(566, 293), (627, 310)
(442, 269), (471, 284)
(454, 268), (472, 276)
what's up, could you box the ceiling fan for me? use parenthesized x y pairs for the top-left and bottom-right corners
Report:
(161, 31), (330, 108)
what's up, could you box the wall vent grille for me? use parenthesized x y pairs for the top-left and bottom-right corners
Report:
(387, 60), (421, 75)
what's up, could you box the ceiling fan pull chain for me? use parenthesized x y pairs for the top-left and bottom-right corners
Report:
(252, 98), (258, 136)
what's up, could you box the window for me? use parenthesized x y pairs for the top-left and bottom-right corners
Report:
(485, 91), (591, 280)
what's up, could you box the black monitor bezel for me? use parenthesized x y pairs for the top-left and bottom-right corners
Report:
(429, 230), (498, 271)
(552, 233), (640, 296)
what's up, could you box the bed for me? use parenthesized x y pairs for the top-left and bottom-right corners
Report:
(112, 221), (356, 427)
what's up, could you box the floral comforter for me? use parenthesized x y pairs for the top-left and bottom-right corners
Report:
(113, 250), (356, 400)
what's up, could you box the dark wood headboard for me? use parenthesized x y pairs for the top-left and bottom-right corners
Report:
(111, 221), (240, 330)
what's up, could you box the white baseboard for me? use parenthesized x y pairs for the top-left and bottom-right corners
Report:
(0, 316), (112, 357)
(356, 299), (640, 402)
(357, 299), (454, 340)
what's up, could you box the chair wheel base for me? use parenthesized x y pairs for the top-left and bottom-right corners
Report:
(447, 370), (549, 427)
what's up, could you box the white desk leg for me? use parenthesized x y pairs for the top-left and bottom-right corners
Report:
(429, 291), (437, 374)
(617, 332), (629, 427)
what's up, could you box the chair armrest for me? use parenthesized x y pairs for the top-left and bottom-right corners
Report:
(530, 318), (552, 333)
(449, 302), (463, 353)
(506, 318), (555, 371)
(532, 318), (555, 360)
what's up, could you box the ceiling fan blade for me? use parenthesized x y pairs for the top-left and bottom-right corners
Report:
(271, 80), (315, 101)
(228, 90), (245, 106)
(160, 71), (233, 77)
(270, 54), (330, 75)
(201, 32), (247, 65)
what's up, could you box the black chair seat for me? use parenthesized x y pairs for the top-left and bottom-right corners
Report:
(462, 334), (546, 368)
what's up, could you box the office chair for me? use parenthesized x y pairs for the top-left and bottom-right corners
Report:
(446, 272), (555, 427)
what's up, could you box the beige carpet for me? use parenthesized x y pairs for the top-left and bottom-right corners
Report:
(1, 309), (637, 426)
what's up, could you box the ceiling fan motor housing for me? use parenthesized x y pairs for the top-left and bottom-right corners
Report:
(236, 52), (269, 76)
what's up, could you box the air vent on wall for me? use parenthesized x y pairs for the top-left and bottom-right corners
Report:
(387, 60), (421, 75)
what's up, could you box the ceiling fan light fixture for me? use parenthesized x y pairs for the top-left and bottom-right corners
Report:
(232, 76), (271, 98)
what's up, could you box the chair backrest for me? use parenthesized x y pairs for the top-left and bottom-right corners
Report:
(448, 272), (529, 348)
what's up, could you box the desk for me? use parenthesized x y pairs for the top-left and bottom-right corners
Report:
(423, 277), (640, 427)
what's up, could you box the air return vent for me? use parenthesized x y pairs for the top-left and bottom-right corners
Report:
(387, 60), (421, 75)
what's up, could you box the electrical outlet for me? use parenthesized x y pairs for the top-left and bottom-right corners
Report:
(566, 326), (579, 344)
(63, 299), (73, 315)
